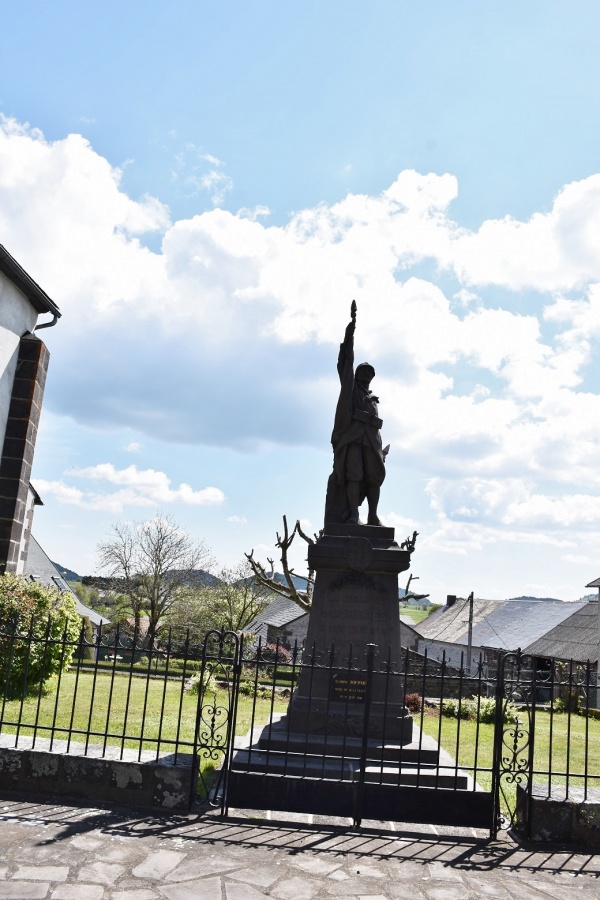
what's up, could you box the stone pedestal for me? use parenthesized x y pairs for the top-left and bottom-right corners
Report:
(285, 523), (413, 744)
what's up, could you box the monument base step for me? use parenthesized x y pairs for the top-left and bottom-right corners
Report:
(231, 748), (469, 789)
(258, 718), (439, 766)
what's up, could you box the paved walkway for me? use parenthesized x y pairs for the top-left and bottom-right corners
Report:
(0, 796), (598, 899)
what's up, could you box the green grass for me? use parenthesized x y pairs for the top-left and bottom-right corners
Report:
(418, 707), (600, 817)
(0, 672), (287, 757)
(400, 607), (433, 624)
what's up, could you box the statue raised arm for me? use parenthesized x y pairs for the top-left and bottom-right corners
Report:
(324, 302), (387, 527)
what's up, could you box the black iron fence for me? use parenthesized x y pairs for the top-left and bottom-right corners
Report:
(1, 618), (599, 834)
(224, 639), (497, 828)
(0, 617), (203, 763)
(494, 650), (600, 833)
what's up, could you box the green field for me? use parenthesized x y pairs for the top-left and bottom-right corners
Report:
(0, 672), (287, 757)
(419, 706), (600, 818)
(400, 607), (435, 624)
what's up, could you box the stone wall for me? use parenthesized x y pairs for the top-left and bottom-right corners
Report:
(0, 739), (195, 812)
(517, 784), (600, 846)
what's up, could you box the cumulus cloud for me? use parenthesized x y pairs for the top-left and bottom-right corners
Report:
(4, 117), (600, 549)
(36, 464), (225, 513)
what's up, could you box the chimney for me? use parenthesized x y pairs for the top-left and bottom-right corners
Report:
(446, 594), (457, 608)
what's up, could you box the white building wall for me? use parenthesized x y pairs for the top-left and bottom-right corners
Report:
(0, 275), (38, 450)
(417, 638), (482, 674)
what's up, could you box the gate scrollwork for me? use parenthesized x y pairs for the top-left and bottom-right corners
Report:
(193, 630), (241, 810)
(493, 651), (535, 833)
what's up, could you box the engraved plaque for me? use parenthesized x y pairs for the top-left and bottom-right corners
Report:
(330, 671), (368, 703)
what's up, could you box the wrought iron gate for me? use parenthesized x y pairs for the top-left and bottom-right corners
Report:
(194, 636), (498, 831)
(492, 650), (598, 839)
(192, 629), (241, 813)
(193, 639), (598, 836)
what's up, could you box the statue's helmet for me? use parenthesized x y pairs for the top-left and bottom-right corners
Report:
(355, 362), (375, 381)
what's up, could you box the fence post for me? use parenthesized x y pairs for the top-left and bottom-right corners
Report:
(491, 652), (506, 839)
(221, 632), (243, 817)
(353, 643), (376, 829)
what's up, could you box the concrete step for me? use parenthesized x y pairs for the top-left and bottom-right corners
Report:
(256, 720), (440, 766)
(231, 748), (469, 789)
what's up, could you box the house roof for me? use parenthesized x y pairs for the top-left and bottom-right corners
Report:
(0, 244), (61, 317)
(415, 597), (586, 652)
(246, 595), (307, 633)
(524, 602), (599, 663)
(24, 535), (109, 627)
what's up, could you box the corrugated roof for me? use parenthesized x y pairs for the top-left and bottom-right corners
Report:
(415, 598), (585, 652)
(524, 602), (599, 663)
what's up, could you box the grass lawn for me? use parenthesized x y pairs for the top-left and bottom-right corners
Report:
(0, 671), (287, 759)
(400, 607), (437, 624)
(419, 707), (600, 816)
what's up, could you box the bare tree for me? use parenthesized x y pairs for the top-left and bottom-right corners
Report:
(403, 573), (430, 602)
(245, 516), (316, 613)
(97, 515), (213, 648)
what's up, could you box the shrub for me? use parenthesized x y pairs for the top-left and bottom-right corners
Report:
(405, 692), (422, 713)
(77, 615), (95, 662)
(186, 667), (217, 696)
(475, 697), (497, 724)
(258, 643), (292, 666)
(441, 699), (471, 719)
(0, 574), (81, 698)
(553, 693), (582, 715)
(441, 696), (517, 724)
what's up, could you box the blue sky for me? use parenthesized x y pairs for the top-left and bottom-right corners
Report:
(3, 1), (600, 600)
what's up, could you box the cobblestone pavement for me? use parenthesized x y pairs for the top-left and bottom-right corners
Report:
(0, 796), (598, 899)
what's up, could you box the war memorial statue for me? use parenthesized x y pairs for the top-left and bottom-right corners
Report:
(231, 300), (416, 817)
(325, 300), (389, 527)
(278, 301), (415, 741)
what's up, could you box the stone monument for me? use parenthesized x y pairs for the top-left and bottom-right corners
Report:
(242, 302), (415, 761)
(283, 302), (414, 744)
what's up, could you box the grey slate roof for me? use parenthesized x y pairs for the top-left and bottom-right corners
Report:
(246, 596), (306, 633)
(24, 535), (109, 628)
(524, 602), (599, 663)
(415, 597), (586, 652)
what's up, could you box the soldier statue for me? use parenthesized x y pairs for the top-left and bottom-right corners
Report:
(324, 301), (389, 526)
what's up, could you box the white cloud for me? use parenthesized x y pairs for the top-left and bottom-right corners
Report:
(37, 464), (225, 514)
(4, 117), (600, 550)
(125, 441), (142, 453)
(227, 515), (248, 525)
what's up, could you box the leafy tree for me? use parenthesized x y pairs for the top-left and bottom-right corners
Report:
(97, 515), (213, 649)
(165, 562), (270, 643)
(69, 580), (131, 625)
(0, 573), (81, 698)
(205, 563), (271, 633)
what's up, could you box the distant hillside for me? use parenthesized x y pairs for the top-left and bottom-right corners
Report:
(81, 569), (222, 589)
(51, 562), (82, 582)
(237, 572), (309, 593)
(507, 595), (562, 602)
(271, 572), (309, 591)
